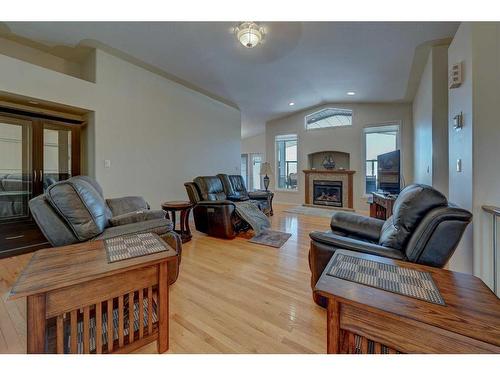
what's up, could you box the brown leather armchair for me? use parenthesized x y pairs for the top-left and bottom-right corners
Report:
(309, 184), (472, 307)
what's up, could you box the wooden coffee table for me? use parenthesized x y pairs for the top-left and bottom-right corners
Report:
(9, 239), (178, 354)
(161, 201), (194, 243)
(315, 249), (500, 354)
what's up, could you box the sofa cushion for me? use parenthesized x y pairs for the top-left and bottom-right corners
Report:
(46, 177), (108, 241)
(108, 209), (165, 227)
(106, 196), (149, 217)
(378, 184), (448, 250)
(194, 176), (227, 201)
(93, 217), (173, 240)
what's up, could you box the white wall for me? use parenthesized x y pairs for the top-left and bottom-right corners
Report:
(0, 49), (241, 206)
(241, 133), (266, 158)
(447, 23), (474, 275)
(447, 23), (500, 292)
(413, 51), (433, 186)
(266, 103), (413, 210)
(413, 45), (449, 195)
(471, 23), (500, 290)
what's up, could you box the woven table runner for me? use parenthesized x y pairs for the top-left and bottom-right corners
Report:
(104, 232), (167, 263)
(327, 253), (445, 305)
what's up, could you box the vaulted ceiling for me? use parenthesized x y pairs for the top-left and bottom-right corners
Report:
(5, 22), (459, 137)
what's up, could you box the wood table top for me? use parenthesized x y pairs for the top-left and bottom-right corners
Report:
(315, 250), (500, 348)
(9, 240), (177, 300)
(161, 201), (194, 209)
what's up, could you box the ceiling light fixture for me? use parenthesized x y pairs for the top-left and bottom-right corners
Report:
(346, 91), (356, 96)
(235, 22), (265, 48)
(289, 102), (295, 106)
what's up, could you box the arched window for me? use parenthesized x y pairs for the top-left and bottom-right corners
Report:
(305, 108), (352, 130)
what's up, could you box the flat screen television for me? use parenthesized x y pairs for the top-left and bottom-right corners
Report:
(377, 150), (401, 194)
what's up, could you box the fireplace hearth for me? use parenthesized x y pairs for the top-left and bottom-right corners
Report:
(313, 180), (343, 207)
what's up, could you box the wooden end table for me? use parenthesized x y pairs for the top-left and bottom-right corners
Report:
(161, 201), (193, 243)
(315, 250), (500, 354)
(9, 239), (178, 354)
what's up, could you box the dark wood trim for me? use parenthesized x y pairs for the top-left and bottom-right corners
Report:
(27, 294), (46, 353)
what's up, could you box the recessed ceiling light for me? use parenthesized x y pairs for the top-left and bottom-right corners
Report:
(289, 102), (295, 106)
(346, 91), (356, 96)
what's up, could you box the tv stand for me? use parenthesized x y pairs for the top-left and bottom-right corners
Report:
(370, 192), (396, 220)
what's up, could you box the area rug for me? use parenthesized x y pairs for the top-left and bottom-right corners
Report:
(283, 205), (339, 218)
(249, 229), (292, 248)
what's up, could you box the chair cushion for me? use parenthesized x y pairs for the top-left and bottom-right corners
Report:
(108, 209), (165, 227)
(378, 184), (448, 250)
(93, 217), (173, 240)
(194, 176), (227, 201)
(106, 196), (149, 217)
(46, 177), (108, 241)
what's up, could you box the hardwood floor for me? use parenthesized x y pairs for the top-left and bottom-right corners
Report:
(0, 204), (330, 354)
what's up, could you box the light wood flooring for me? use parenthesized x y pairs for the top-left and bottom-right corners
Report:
(0, 204), (330, 353)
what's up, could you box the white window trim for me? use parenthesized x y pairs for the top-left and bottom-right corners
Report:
(304, 107), (353, 131)
(362, 121), (402, 197)
(275, 134), (299, 192)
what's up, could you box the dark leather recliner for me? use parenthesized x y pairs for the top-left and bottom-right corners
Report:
(185, 176), (245, 239)
(217, 174), (274, 215)
(309, 184), (472, 307)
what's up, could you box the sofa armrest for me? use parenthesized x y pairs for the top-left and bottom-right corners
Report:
(226, 194), (250, 202)
(309, 231), (405, 260)
(196, 200), (236, 206)
(330, 212), (385, 242)
(106, 196), (149, 216)
(248, 191), (272, 200)
(109, 209), (165, 227)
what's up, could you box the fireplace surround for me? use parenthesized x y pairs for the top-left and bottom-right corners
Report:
(313, 180), (343, 207)
(303, 169), (355, 210)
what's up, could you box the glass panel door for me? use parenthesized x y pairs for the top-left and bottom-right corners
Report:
(42, 123), (73, 191)
(0, 116), (33, 222)
(250, 153), (263, 190)
(241, 154), (248, 187)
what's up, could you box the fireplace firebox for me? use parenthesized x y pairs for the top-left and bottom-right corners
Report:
(313, 180), (343, 207)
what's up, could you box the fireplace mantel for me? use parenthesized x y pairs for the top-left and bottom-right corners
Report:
(303, 169), (355, 210)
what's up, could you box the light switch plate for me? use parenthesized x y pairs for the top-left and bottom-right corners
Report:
(456, 158), (462, 172)
(104, 159), (111, 168)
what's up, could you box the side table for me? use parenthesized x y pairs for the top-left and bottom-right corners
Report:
(315, 249), (500, 354)
(161, 201), (194, 243)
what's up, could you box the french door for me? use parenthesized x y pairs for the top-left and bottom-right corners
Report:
(0, 110), (82, 255)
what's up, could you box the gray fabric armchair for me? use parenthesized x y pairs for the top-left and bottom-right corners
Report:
(29, 175), (182, 284)
(309, 184), (472, 307)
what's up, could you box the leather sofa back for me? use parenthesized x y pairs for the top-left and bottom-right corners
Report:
(193, 176), (227, 201)
(218, 174), (249, 199)
(404, 204), (472, 266)
(45, 176), (109, 241)
(379, 184), (448, 250)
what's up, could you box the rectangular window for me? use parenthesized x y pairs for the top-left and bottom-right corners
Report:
(305, 108), (352, 130)
(275, 134), (298, 190)
(364, 124), (400, 194)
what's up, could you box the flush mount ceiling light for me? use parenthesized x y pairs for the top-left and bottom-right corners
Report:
(346, 91), (356, 96)
(235, 22), (265, 48)
(289, 102), (295, 106)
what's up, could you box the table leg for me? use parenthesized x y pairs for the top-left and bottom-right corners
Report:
(327, 298), (340, 354)
(170, 210), (176, 230)
(180, 208), (192, 242)
(269, 195), (274, 216)
(157, 261), (169, 353)
(27, 293), (46, 354)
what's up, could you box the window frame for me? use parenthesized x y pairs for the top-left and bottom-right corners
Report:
(274, 134), (299, 192)
(304, 107), (353, 131)
(362, 122), (401, 196)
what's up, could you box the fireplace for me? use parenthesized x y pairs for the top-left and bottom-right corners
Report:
(313, 180), (343, 207)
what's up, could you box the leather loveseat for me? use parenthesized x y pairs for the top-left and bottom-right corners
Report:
(29, 176), (182, 284)
(184, 174), (271, 239)
(309, 184), (472, 307)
